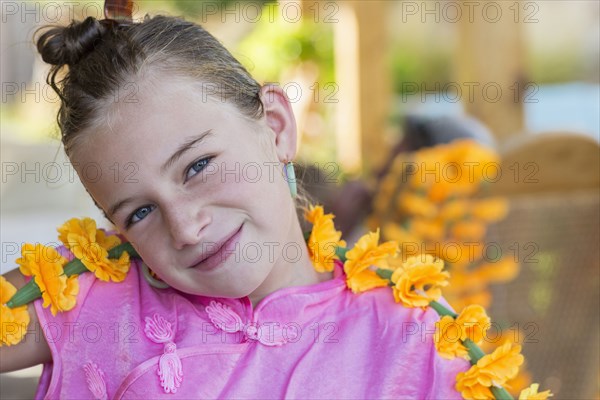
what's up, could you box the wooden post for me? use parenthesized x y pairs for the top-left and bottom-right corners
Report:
(333, 1), (391, 175)
(455, 0), (527, 141)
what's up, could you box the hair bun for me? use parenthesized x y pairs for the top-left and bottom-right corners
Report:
(37, 17), (108, 66)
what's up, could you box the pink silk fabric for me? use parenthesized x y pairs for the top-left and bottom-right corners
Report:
(33, 258), (470, 399)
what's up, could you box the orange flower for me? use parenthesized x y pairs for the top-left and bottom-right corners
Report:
(58, 218), (130, 282)
(434, 305), (490, 360)
(390, 254), (449, 308)
(410, 218), (445, 242)
(16, 244), (79, 316)
(305, 205), (346, 273)
(415, 140), (500, 202)
(472, 197), (509, 223)
(449, 290), (492, 312)
(91, 252), (131, 282)
(409, 146), (445, 190)
(439, 199), (470, 221)
(382, 223), (422, 258)
(397, 193), (438, 218)
(456, 341), (525, 399)
(343, 229), (398, 293)
(455, 304), (490, 343)
(506, 360), (533, 397)
(476, 258), (520, 284)
(451, 220), (487, 242)
(435, 315), (469, 360)
(518, 383), (553, 400)
(0, 276), (30, 346)
(448, 242), (485, 269)
(58, 217), (97, 248)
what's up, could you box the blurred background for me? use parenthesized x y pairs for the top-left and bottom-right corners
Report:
(1, 0), (599, 398)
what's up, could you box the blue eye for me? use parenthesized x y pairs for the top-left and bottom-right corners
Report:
(185, 156), (213, 181)
(128, 205), (155, 226)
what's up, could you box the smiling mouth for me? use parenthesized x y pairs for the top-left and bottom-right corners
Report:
(187, 224), (243, 272)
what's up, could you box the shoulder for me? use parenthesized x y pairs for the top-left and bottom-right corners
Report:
(341, 284), (444, 324)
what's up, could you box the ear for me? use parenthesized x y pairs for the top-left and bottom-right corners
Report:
(260, 84), (297, 162)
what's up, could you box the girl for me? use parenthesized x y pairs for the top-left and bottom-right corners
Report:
(1, 14), (470, 398)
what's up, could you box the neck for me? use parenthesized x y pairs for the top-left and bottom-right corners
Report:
(247, 217), (334, 309)
(248, 248), (333, 309)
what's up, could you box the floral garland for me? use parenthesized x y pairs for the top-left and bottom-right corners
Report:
(369, 139), (519, 311)
(304, 204), (551, 400)
(0, 211), (552, 400)
(369, 139), (535, 394)
(1, 218), (136, 342)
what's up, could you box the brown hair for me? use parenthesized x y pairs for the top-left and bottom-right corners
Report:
(36, 15), (264, 156)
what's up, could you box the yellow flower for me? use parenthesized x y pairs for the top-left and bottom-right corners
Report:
(505, 360), (533, 397)
(434, 304), (490, 357)
(519, 383), (553, 400)
(451, 291), (492, 314)
(409, 145), (445, 189)
(472, 197), (509, 223)
(16, 244), (79, 316)
(397, 193), (438, 218)
(304, 204), (326, 225)
(410, 218), (445, 242)
(435, 315), (469, 360)
(382, 223), (422, 258)
(58, 217), (97, 248)
(439, 199), (470, 221)
(95, 228), (122, 251)
(0, 276), (30, 346)
(91, 252), (131, 282)
(455, 304), (490, 344)
(305, 205), (346, 273)
(476, 258), (520, 284)
(451, 220), (487, 241)
(456, 341), (525, 400)
(343, 229), (398, 293)
(390, 254), (449, 308)
(412, 140), (500, 202)
(58, 218), (130, 282)
(448, 242), (485, 269)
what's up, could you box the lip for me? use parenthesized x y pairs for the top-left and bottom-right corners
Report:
(188, 224), (243, 272)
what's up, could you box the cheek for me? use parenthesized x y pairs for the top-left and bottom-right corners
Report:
(127, 230), (170, 271)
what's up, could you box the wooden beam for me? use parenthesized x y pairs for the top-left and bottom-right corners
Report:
(333, 1), (391, 175)
(455, 0), (527, 141)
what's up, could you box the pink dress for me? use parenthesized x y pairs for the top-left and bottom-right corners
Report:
(32, 257), (470, 399)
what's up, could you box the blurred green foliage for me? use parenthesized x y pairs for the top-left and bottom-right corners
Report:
(170, 0), (270, 18)
(389, 45), (453, 94)
(236, 12), (334, 84)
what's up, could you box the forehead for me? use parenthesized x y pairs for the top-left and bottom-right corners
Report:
(73, 77), (251, 156)
(68, 78), (266, 206)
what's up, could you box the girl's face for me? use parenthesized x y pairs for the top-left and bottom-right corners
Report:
(72, 77), (306, 299)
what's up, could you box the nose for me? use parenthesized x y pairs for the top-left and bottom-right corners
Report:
(164, 201), (212, 250)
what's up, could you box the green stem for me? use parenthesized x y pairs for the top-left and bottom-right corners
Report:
(108, 242), (139, 259)
(5, 280), (41, 308)
(376, 268), (393, 280)
(62, 258), (88, 277)
(6, 242), (140, 308)
(428, 301), (514, 400)
(463, 338), (486, 363)
(429, 300), (458, 318)
(335, 246), (348, 262)
(491, 386), (514, 400)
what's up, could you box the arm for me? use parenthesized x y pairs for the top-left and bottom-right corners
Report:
(0, 269), (52, 373)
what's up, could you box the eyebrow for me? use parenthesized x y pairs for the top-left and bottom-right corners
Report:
(108, 129), (214, 218)
(161, 129), (214, 174)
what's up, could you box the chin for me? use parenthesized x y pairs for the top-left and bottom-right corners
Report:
(217, 275), (269, 300)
